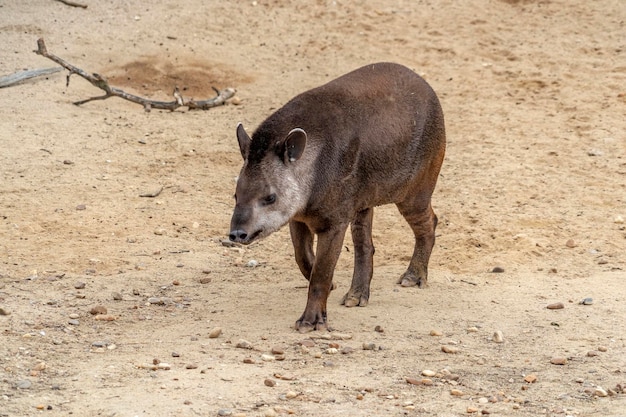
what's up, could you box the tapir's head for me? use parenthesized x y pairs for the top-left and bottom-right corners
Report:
(229, 123), (308, 245)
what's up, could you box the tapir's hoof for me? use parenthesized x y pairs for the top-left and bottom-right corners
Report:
(341, 291), (369, 307)
(295, 320), (328, 333)
(398, 271), (427, 288)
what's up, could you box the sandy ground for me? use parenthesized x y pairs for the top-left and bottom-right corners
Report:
(1, 0), (625, 416)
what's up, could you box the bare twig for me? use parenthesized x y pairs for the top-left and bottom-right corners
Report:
(54, 0), (88, 8)
(0, 67), (62, 88)
(34, 38), (236, 111)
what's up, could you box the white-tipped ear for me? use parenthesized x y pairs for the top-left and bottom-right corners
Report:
(236, 123), (251, 160)
(284, 128), (307, 163)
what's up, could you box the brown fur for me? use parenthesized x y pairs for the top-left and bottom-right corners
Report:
(230, 62), (446, 332)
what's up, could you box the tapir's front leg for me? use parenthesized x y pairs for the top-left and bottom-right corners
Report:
(289, 220), (315, 280)
(295, 223), (349, 332)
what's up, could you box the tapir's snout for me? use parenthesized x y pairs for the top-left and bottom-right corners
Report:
(229, 229), (248, 243)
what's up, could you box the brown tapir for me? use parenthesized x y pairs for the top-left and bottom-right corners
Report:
(229, 62), (446, 332)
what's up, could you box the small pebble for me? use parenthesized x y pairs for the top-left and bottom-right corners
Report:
(246, 259), (259, 268)
(422, 370), (436, 377)
(594, 387), (608, 397)
(492, 330), (504, 343)
(0, 307), (10, 316)
(16, 380), (32, 389)
(467, 326), (479, 333)
(524, 374), (537, 383)
(430, 329), (443, 336)
(218, 409), (232, 416)
(614, 215), (624, 224)
(550, 357), (568, 365)
(261, 354), (276, 362)
(243, 358), (255, 364)
(362, 342), (377, 350)
(199, 277), (212, 284)
(450, 389), (464, 396)
(112, 292), (123, 300)
(74, 282), (86, 289)
(325, 348), (338, 355)
(185, 364), (198, 369)
(597, 345), (607, 352)
(579, 297), (593, 305)
(68, 319), (80, 326)
(90, 305), (107, 315)
(264, 379), (276, 387)
(467, 406), (479, 413)
(285, 390), (298, 399)
(587, 351), (599, 357)
(172, 352), (180, 357)
(209, 327), (222, 338)
(76, 204), (86, 211)
(154, 228), (166, 235)
(441, 345), (459, 354)
(547, 302), (564, 310)
(271, 347), (285, 355)
(565, 239), (577, 248)
(491, 266), (504, 273)
(374, 325), (384, 333)
(236, 339), (252, 349)
(299, 339), (316, 347)
(478, 397), (489, 404)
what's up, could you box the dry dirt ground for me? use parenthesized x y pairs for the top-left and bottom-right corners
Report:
(1, 1), (625, 416)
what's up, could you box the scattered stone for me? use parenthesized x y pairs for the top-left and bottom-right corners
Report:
(614, 215), (624, 224)
(450, 389), (464, 396)
(374, 325), (384, 333)
(492, 330), (504, 343)
(92, 341), (109, 348)
(16, 380), (32, 389)
(154, 228), (166, 235)
(467, 326), (479, 333)
(325, 348), (338, 355)
(524, 374), (537, 383)
(579, 297), (593, 305)
(148, 297), (164, 304)
(217, 409), (233, 416)
(341, 346), (355, 354)
(478, 397), (489, 404)
(594, 387), (608, 397)
(285, 391), (298, 399)
(598, 345), (608, 352)
(565, 239), (577, 248)
(0, 307), (11, 316)
(112, 292), (123, 300)
(362, 342), (377, 350)
(199, 277), (212, 284)
(264, 378), (276, 387)
(74, 282), (86, 289)
(491, 266), (505, 273)
(422, 370), (436, 377)
(405, 377), (422, 385)
(76, 204), (86, 211)
(68, 319), (79, 326)
(90, 305), (107, 315)
(441, 345), (459, 354)
(32, 362), (46, 372)
(550, 357), (568, 365)
(299, 339), (315, 347)
(236, 339), (253, 349)
(271, 346), (285, 355)
(246, 259), (259, 268)
(209, 327), (222, 338)
(467, 406), (479, 413)
(587, 350), (599, 357)
(94, 314), (116, 321)
(547, 302), (565, 310)
(243, 358), (255, 364)
(69, 313), (80, 319)
(172, 352), (180, 357)
(261, 354), (276, 362)
(185, 363), (198, 369)
(430, 329), (443, 336)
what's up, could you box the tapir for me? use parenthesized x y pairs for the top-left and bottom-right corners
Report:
(229, 62), (446, 332)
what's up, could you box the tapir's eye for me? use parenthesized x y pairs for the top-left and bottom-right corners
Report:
(262, 193), (276, 205)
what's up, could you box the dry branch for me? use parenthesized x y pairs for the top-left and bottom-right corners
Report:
(0, 67), (62, 88)
(53, 0), (88, 9)
(34, 38), (236, 111)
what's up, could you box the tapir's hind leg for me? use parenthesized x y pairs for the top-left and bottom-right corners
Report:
(395, 199), (438, 288)
(290, 220), (315, 280)
(342, 208), (375, 307)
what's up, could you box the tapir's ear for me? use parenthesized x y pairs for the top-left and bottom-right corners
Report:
(236, 123), (251, 160)
(283, 128), (307, 163)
